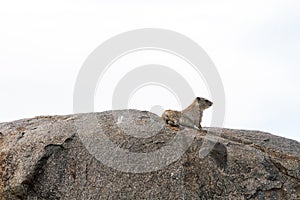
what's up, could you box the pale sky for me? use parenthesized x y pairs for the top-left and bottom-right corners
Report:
(0, 0), (299, 142)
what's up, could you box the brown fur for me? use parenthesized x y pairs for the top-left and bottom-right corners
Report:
(162, 97), (213, 131)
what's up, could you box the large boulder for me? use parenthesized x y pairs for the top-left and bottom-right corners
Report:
(0, 110), (299, 199)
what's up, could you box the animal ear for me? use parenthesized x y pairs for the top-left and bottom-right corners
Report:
(182, 98), (201, 113)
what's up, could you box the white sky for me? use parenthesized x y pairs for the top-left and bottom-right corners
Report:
(0, 0), (299, 142)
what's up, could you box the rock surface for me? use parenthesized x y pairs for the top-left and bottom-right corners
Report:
(0, 110), (299, 199)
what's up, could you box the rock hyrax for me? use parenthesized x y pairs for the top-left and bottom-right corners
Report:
(162, 97), (213, 131)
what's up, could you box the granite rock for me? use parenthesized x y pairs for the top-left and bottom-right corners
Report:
(0, 110), (299, 199)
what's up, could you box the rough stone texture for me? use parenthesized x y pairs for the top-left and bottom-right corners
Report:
(0, 110), (299, 199)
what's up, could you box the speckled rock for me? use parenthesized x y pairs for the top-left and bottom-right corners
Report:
(0, 110), (299, 199)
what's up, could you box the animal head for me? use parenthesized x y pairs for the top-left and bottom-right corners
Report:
(195, 97), (213, 110)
